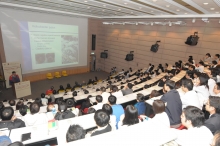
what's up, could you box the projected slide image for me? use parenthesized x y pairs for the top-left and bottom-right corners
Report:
(61, 35), (79, 64)
(20, 22), (79, 70)
(35, 53), (55, 64)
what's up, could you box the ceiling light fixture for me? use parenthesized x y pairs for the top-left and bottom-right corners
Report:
(124, 3), (127, 5)
(210, 8), (215, 10)
(103, 21), (186, 26)
(202, 18), (209, 23)
(216, 12), (219, 13)
(176, 9), (180, 11)
(185, 13), (187, 14)
(84, 1), (87, 2)
(118, 9), (121, 11)
(192, 19), (196, 23)
(203, 3), (208, 5)
(152, 0), (157, 2)
(169, 22), (172, 26)
(166, 5), (170, 7)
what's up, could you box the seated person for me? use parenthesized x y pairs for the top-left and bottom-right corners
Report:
(181, 79), (202, 110)
(80, 95), (92, 110)
(108, 95), (124, 127)
(213, 83), (220, 96)
(34, 98), (43, 107)
(66, 124), (86, 142)
(46, 104), (56, 121)
(151, 100), (170, 127)
(87, 110), (112, 137)
(118, 105), (139, 129)
(8, 100), (15, 106)
(102, 104), (116, 131)
(211, 130), (220, 146)
(40, 93), (48, 106)
(134, 93), (146, 115)
(110, 85), (123, 98)
(18, 105), (28, 121)
(92, 95), (103, 111)
(46, 86), (55, 95)
(24, 102), (48, 126)
(204, 96), (220, 134)
(0, 107), (25, 130)
(161, 80), (182, 128)
(66, 99), (79, 116)
(121, 83), (133, 96)
(57, 85), (65, 94)
(66, 83), (72, 91)
(158, 76), (169, 87)
(172, 106), (213, 146)
(16, 101), (24, 110)
(195, 61), (205, 73)
(54, 102), (75, 120)
(185, 71), (193, 80)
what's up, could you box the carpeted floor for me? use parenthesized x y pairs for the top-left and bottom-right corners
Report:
(0, 71), (109, 101)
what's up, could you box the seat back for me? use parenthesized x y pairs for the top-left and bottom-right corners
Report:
(62, 70), (67, 74)
(47, 73), (52, 77)
(55, 72), (60, 76)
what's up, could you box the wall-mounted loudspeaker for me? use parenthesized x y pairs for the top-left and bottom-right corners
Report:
(151, 41), (160, 53)
(185, 32), (199, 46)
(92, 34), (96, 50)
(125, 51), (134, 61)
(100, 50), (108, 59)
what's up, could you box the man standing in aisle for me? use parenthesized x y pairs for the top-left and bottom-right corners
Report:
(9, 71), (20, 96)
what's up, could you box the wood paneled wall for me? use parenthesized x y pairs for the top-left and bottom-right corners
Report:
(90, 18), (220, 72)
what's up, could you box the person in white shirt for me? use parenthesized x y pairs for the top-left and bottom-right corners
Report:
(172, 106), (213, 146)
(193, 73), (210, 105)
(206, 69), (217, 96)
(24, 102), (48, 126)
(213, 83), (220, 96)
(203, 53), (212, 64)
(214, 54), (220, 63)
(102, 104), (116, 131)
(195, 61), (205, 73)
(100, 87), (110, 103)
(181, 79), (202, 110)
(151, 100), (170, 128)
(110, 85), (123, 98)
(92, 95), (103, 111)
(41, 93), (48, 106)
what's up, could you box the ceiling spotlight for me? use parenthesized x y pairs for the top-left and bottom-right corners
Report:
(192, 19), (196, 23)
(124, 3), (127, 5)
(84, 1), (87, 2)
(169, 22), (172, 26)
(202, 18), (209, 23)
(210, 8), (215, 10)
(203, 3), (208, 5)
(151, 22), (154, 26)
(136, 22), (138, 25)
(118, 9), (121, 11)
(152, 0), (157, 2)
(185, 13), (187, 14)
(176, 9), (180, 11)
(216, 12), (219, 13)
(166, 5), (170, 7)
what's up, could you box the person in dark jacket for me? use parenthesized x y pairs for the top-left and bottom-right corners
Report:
(55, 102), (75, 120)
(0, 107), (25, 130)
(204, 96), (220, 134)
(161, 80), (182, 128)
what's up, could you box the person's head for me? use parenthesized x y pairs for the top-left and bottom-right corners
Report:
(185, 72), (193, 79)
(88, 108), (96, 114)
(164, 80), (175, 92)
(9, 100), (15, 106)
(181, 106), (205, 128)
(181, 79), (193, 92)
(0, 107), (14, 121)
(150, 90), (160, 98)
(108, 95), (117, 105)
(127, 83), (133, 89)
(59, 85), (64, 90)
(96, 95), (103, 103)
(19, 105), (28, 116)
(193, 71), (200, 78)
(152, 100), (165, 114)
(205, 96), (220, 115)
(102, 104), (113, 116)
(136, 93), (144, 102)
(50, 86), (54, 90)
(47, 104), (55, 112)
(189, 65), (195, 71)
(215, 54), (220, 59)
(123, 105), (139, 126)
(58, 102), (67, 112)
(211, 131), (220, 146)
(206, 53), (211, 58)
(214, 83), (220, 95)
(198, 61), (204, 66)
(30, 102), (40, 114)
(110, 85), (118, 93)
(67, 83), (71, 88)
(94, 110), (110, 127)
(35, 98), (42, 106)
(12, 71), (16, 76)
(100, 87), (106, 93)
(41, 93), (45, 98)
(197, 73), (209, 88)
(213, 61), (218, 65)
(162, 76), (169, 82)
(66, 124), (85, 142)
(8, 141), (24, 146)
(16, 101), (24, 110)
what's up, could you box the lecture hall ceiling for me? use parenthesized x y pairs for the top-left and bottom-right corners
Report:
(0, 0), (220, 18)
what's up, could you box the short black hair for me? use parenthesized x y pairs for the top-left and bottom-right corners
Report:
(189, 65), (195, 70)
(153, 100), (165, 114)
(94, 110), (110, 127)
(96, 95), (103, 103)
(9, 100), (15, 106)
(183, 106), (205, 127)
(123, 105), (139, 126)
(1, 107), (14, 121)
(136, 93), (144, 102)
(206, 53), (211, 57)
(19, 105), (28, 116)
(100, 87), (106, 92)
(216, 83), (220, 90)
(58, 102), (67, 112)
(165, 80), (175, 90)
(16, 101), (24, 110)
(102, 104), (113, 115)
(66, 124), (85, 142)
(12, 71), (16, 74)
(198, 73), (209, 88)
(213, 61), (218, 65)
(209, 96), (220, 114)
(182, 79), (193, 91)
(30, 102), (40, 114)
(127, 83), (133, 89)
(216, 54), (220, 58)
(111, 85), (118, 92)
(8, 142), (24, 146)
(108, 95), (117, 105)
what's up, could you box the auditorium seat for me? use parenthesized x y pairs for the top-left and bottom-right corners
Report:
(61, 70), (68, 77)
(54, 72), (61, 78)
(46, 73), (53, 79)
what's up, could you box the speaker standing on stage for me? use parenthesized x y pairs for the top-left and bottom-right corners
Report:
(9, 71), (20, 85)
